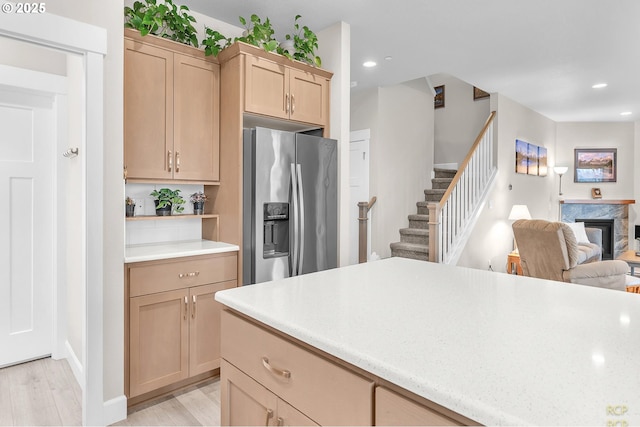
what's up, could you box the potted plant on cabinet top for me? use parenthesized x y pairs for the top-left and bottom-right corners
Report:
(125, 196), (136, 217)
(278, 15), (322, 67)
(124, 0), (199, 48)
(150, 188), (185, 216)
(190, 191), (208, 215)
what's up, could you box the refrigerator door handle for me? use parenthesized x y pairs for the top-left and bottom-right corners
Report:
(290, 163), (299, 276)
(296, 163), (305, 275)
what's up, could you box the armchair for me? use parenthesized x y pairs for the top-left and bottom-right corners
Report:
(512, 219), (628, 291)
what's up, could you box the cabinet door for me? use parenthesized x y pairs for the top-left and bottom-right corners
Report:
(277, 399), (319, 426)
(124, 39), (173, 180)
(244, 56), (289, 120)
(188, 280), (236, 376)
(375, 387), (461, 426)
(221, 359), (278, 426)
(289, 68), (329, 126)
(174, 54), (220, 182)
(129, 289), (189, 397)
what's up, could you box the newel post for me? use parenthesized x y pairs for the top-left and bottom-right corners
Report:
(428, 203), (440, 262)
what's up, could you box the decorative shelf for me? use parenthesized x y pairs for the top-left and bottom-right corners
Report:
(560, 199), (635, 205)
(126, 214), (219, 221)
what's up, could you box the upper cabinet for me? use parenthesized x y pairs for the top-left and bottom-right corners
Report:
(124, 29), (220, 183)
(220, 42), (332, 129)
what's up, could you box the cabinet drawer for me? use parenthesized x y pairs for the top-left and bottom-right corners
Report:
(376, 387), (462, 426)
(129, 253), (237, 297)
(221, 310), (373, 426)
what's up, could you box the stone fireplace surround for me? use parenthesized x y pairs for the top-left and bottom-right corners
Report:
(560, 199), (635, 260)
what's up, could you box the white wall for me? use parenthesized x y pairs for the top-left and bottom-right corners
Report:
(429, 73), (491, 165)
(457, 94), (557, 271)
(635, 120), (640, 238)
(350, 78), (434, 258)
(555, 122), (635, 200)
(0, 37), (67, 75)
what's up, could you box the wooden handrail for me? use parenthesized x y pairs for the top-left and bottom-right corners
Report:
(438, 111), (496, 208)
(367, 196), (377, 211)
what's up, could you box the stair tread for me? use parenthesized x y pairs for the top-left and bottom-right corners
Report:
(400, 227), (429, 235)
(390, 242), (429, 252)
(433, 167), (457, 173)
(408, 214), (429, 220)
(424, 189), (445, 193)
(431, 178), (454, 182)
(416, 201), (434, 206)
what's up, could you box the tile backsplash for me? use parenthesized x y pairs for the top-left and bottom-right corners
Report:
(125, 183), (204, 245)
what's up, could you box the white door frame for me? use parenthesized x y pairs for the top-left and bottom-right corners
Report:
(0, 14), (107, 426)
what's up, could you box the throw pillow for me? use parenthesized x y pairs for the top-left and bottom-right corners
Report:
(564, 221), (590, 245)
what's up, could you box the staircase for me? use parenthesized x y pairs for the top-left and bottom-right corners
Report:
(390, 168), (457, 261)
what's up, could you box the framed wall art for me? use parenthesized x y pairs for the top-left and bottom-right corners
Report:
(515, 139), (547, 177)
(434, 85), (445, 109)
(473, 86), (490, 100)
(574, 148), (617, 183)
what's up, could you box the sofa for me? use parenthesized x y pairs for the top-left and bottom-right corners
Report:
(512, 219), (628, 291)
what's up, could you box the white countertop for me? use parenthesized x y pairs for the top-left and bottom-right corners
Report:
(125, 239), (239, 263)
(215, 257), (640, 426)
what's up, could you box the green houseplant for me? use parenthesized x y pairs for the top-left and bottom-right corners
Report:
(234, 14), (279, 52)
(278, 15), (322, 67)
(124, 0), (199, 48)
(150, 188), (185, 216)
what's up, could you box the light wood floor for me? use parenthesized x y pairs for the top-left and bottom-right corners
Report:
(0, 357), (222, 426)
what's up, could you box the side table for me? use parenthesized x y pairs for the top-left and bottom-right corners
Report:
(507, 251), (523, 275)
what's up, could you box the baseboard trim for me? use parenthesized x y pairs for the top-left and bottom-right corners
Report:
(65, 340), (84, 390)
(103, 395), (127, 426)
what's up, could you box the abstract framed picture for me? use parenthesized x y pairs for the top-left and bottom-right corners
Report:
(527, 143), (539, 176)
(434, 85), (445, 109)
(574, 148), (617, 183)
(515, 139), (528, 174)
(538, 146), (548, 176)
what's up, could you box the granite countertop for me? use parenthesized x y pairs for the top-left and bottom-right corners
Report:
(125, 239), (239, 263)
(215, 257), (640, 426)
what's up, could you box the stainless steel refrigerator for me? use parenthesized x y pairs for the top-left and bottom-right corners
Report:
(243, 127), (338, 285)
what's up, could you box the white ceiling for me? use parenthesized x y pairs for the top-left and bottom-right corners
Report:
(182, 0), (640, 122)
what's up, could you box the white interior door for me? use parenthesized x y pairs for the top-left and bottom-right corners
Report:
(349, 130), (370, 265)
(0, 87), (55, 367)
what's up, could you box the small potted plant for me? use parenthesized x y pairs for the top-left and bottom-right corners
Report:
(190, 191), (208, 215)
(150, 188), (185, 216)
(125, 196), (136, 217)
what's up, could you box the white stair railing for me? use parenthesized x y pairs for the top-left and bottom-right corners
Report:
(429, 111), (497, 264)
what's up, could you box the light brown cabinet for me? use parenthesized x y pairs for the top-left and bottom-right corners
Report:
(125, 252), (237, 402)
(221, 310), (373, 426)
(221, 360), (317, 426)
(375, 387), (462, 426)
(244, 55), (330, 126)
(124, 29), (220, 183)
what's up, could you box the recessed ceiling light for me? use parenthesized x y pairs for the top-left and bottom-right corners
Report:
(363, 61), (377, 68)
(592, 83), (608, 89)
(384, 56), (392, 61)
(620, 111), (632, 116)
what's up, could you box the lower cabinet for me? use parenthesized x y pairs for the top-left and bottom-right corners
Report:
(221, 360), (317, 426)
(126, 252), (237, 400)
(375, 387), (461, 426)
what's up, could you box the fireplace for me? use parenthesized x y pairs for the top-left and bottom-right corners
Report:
(576, 218), (614, 260)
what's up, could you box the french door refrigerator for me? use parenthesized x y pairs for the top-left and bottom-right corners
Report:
(243, 127), (338, 285)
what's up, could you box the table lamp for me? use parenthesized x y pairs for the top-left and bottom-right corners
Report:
(508, 204), (531, 252)
(553, 166), (568, 196)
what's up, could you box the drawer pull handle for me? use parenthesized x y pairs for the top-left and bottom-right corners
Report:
(192, 294), (196, 318)
(276, 416), (284, 426)
(183, 296), (188, 320)
(265, 408), (274, 426)
(261, 357), (291, 379)
(178, 271), (200, 278)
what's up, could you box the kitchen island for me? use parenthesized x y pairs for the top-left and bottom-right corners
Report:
(215, 257), (639, 426)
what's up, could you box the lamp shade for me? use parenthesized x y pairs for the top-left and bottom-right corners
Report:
(508, 204), (532, 221)
(553, 166), (568, 175)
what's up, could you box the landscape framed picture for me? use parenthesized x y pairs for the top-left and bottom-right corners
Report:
(574, 148), (617, 183)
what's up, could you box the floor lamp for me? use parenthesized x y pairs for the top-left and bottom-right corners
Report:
(554, 166), (568, 220)
(508, 204), (531, 253)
